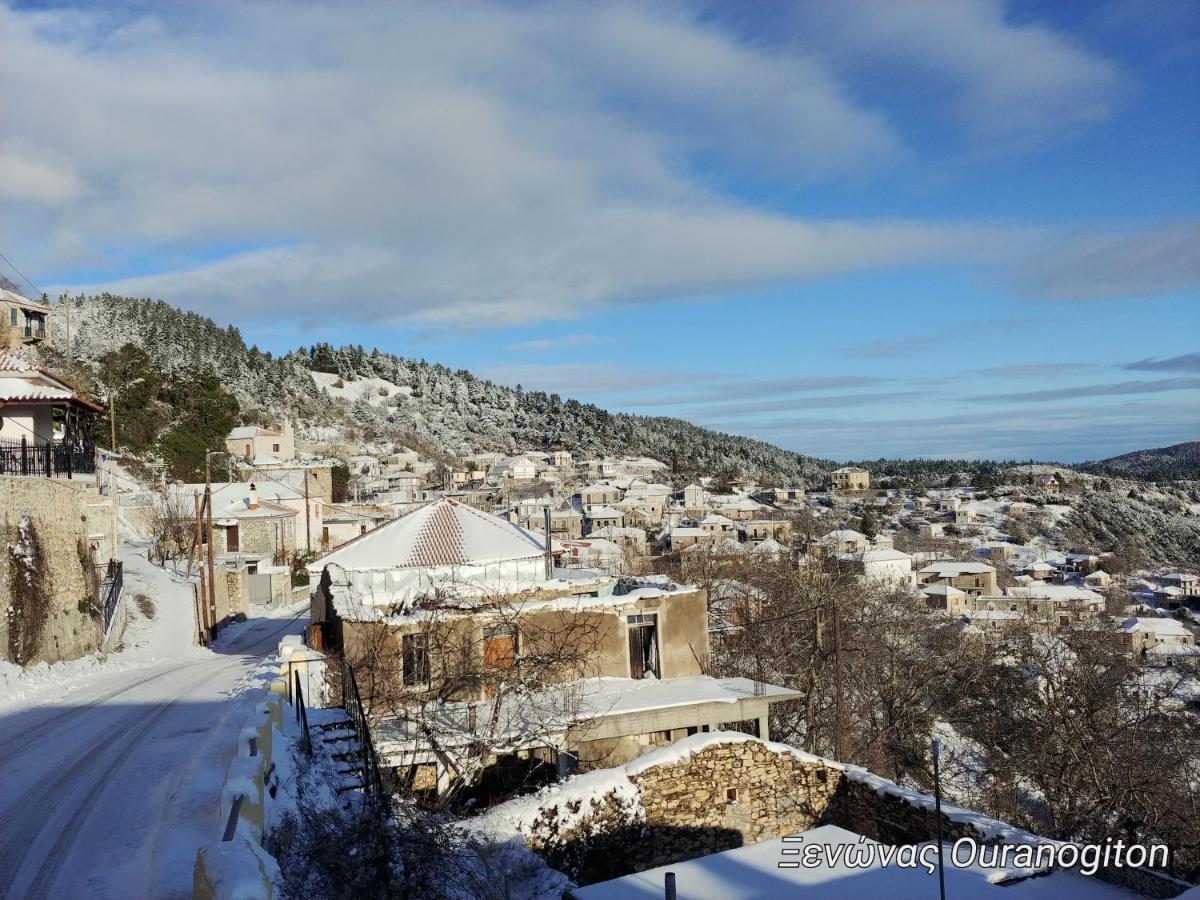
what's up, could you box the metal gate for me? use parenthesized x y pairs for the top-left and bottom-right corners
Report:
(247, 572), (273, 605)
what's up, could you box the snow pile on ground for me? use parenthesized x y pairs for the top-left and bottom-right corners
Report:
(0, 542), (203, 712)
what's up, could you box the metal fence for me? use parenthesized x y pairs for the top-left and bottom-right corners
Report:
(341, 658), (385, 800)
(99, 559), (124, 637)
(0, 437), (95, 478)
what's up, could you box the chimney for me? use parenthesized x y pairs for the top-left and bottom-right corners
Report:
(247, 482), (259, 510)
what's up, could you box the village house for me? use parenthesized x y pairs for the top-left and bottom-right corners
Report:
(378, 471), (424, 506)
(319, 506), (393, 552)
(1118, 617), (1197, 661)
(697, 513), (737, 537)
(493, 454), (539, 481)
(1159, 572), (1200, 596)
(1036, 473), (1062, 494)
(309, 498), (799, 794)
(583, 505), (624, 535)
(830, 466), (870, 491)
(839, 545), (915, 587)
(381, 446), (420, 473)
(1083, 569), (1112, 588)
(917, 560), (998, 596)
(762, 486), (805, 505)
(517, 506), (585, 541)
(679, 483), (708, 513)
(742, 518), (790, 544)
(814, 528), (868, 556)
(0, 287), (50, 349)
(1018, 561), (1056, 581)
(225, 422), (295, 464)
(588, 525), (648, 556)
(666, 526), (708, 551)
(0, 349), (101, 453)
(579, 482), (624, 509)
(973, 584), (1105, 630)
(922, 584), (969, 615)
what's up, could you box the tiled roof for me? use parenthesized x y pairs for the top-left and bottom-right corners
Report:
(316, 497), (546, 570)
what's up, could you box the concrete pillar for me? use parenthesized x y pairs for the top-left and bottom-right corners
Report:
(757, 716), (770, 741)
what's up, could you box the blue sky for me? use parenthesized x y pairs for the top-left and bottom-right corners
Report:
(1, 0), (1196, 462)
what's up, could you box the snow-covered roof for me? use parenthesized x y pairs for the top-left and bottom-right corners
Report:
(0, 287), (49, 310)
(818, 528), (867, 543)
(860, 546), (912, 563)
(585, 505), (623, 519)
(0, 352), (101, 410)
(1083, 569), (1111, 581)
(570, 822), (1134, 900)
(833, 466), (868, 474)
(922, 584), (966, 597)
(919, 561), (995, 576)
(699, 513), (735, 526)
(227, 425), (279, 439)
(1121, 617), (1192, 637)
(669, 527), (706, 538)
(750, 538), (786, 555)
(316, 497), (546, 571)
(1004, 584), (1102, 604)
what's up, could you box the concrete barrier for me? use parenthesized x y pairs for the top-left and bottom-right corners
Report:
(193, 640), (298, 899)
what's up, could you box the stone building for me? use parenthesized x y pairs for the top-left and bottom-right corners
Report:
(309, 498), (799, 794)
(830, 466), (870, 491)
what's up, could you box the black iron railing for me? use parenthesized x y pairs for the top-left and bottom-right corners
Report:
(293, 670), (312, 757)
(99, 559), (123, 637)
(341, 658), (385, 801)
(0, 437), (95, 478)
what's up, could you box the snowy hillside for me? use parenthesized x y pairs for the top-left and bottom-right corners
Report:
(50, 293), (833, 482)
(1077, 441), (1200, 482)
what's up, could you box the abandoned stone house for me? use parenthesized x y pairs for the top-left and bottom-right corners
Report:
(309, 497), (798, 795)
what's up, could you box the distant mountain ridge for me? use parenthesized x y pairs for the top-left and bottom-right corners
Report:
(49, 293), (834, 483)
(1077, 441), (1200, 482)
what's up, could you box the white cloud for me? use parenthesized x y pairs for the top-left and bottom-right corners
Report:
(1021, 220), (1200, 300)
(3, 1), (1034, 329)
(791, 0), (1124, 146)
(510, 334), (603, 352)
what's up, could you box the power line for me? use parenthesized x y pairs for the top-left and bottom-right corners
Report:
(0, 249), (45, 299)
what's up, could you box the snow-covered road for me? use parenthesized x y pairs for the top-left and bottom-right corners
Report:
(0, 545), (306, 899)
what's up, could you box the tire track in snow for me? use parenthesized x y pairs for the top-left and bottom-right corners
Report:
(0, 663), (235, 900)
(0, 660), (210, 760)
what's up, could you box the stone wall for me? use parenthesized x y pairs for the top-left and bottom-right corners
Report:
(0, 476), (120, 665)
(485, 733), (1188, 897)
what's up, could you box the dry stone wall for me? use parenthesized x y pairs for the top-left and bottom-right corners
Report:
(0, 476), (119, 665)
(492, 734), (1188, 897)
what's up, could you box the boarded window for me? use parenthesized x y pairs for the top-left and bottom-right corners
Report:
(483, 626), (518, 670)
(627, 613), (660, 679)
(402, 633), (430, 686)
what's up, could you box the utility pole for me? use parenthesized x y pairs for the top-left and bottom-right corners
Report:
(205, 452), (216, 631)
(193, 491), (208, 641)
(304, 469), (312, 552)
(932, 738), (947, 900)
(833, 599), (846, 762)
(109, 390), (117, 452)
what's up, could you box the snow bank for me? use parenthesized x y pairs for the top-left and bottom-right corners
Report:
(193, 838), (280, 900)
